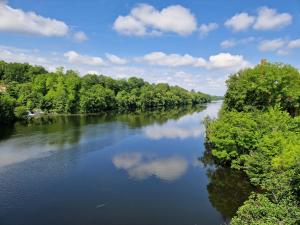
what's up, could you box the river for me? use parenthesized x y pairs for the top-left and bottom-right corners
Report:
(0, 101), (253, 225)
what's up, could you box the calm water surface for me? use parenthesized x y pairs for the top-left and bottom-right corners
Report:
(0, 102), (253, 225)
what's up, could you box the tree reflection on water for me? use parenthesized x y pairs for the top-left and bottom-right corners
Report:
(200, 149), (255, 222)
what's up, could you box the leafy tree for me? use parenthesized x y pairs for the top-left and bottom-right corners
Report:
(205, 61), (300, 223)
(14, 106), (28, 120)
(231, 194), (300, 225)
(64, 71), (81, 113)
(0, 60), (211, 122)
(225, 62), (300, 116)
(0, 93), (16, 123)
(2, 62), (31, 83)
(116, 90), (138, 109)
(206, 111), (259, 163)
(79, 85), (115, 113)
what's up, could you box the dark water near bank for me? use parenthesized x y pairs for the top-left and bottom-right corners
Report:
(0, 102), (253, 225)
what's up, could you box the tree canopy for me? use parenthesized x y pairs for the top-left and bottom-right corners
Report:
(205, 62), (300, 224)
(0, 60), (212, 123)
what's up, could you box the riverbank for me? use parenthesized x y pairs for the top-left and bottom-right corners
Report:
(205, 62), (300, 224)
(0, 61), (216, 124)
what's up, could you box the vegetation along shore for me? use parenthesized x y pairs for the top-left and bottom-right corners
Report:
(0, 60), (217, 124)
(205, 61), (300, 224)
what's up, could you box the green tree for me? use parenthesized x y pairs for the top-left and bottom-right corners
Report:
(79, 85), (115, 113)
(0, 93), (16, 123)
(14, 105), (28, 120)
(224, 62), (300, 116)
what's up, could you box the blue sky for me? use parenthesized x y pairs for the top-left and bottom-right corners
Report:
(0, 0), (299, 95)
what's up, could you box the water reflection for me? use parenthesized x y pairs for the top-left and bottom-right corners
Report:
(0, 101), (242, 225)
(113, 153), (188, 181)
(142, 102), (222, 140)
(0, 142), (57, 168)
(143, 125), (203, 140)
(200, 145), (255, 222)
(205, 167), (254, 221)
(0, 106), (204, 168)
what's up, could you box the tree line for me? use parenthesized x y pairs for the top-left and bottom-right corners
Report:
(205, 62), (300, 224)
(0, 61), (212, 123)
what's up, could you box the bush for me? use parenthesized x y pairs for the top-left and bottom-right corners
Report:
(206, 61), (300, 223)
(0, 93), (16, 123)
(14, 106), (29, 120)
(231, 194), (300, 225)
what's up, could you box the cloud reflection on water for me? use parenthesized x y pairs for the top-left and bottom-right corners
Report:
(143, 126), (203, 140)
(142, 101), (222, 140)
(113, 152), (188, 181)
(0, 136), (67, 168)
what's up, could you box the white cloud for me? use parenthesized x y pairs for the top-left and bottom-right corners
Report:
(139, 51), (249, 71)
(113, 4), (197, 36)
(0, 44), (238, 95)
(225, 7), (292, 32)
(105, 53), (127, 65)
(206, 76), (228, 89)
(240, 37), (256, 44)
(257, 38), (300, 55)
(220, 39), (236, 49)
(199, 22), (218, 37)
(0, 45), (46, 64)
(276, 49), (289, 56)
(64, 51), (105, 66)
(254, 7), (292, 30)
(220, 37), (255, 49)
(73, 31), (88, 42)
(0, 2), (69, 36)
(0, 45), (62, 72)
(138, 51), (207, 67)
(258, 39), (286, 52)
(114, 15), (147, 36)
(208, 53), (249, 70)
(225, 12), (255, 31)
(288, 39), (300, 49)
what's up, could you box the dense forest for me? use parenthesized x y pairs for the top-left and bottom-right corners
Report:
(205, 62), (300, 224)
(0, 61), (212, 124)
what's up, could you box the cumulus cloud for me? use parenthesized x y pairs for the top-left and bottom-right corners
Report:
(225, 12), (255, 31)
(137, 51), (206, 67)
(113, 153), (188, 181)
(288, 39), (300, 49)
(258, 39), (286, 52)
(64, 51), (105, 66)
(139, 51), (249, 70)
(257, 38), (300, 55)
(208, 53), (249, 70)
(113, 4), (197, 36)
(0, 44), (241, 95)
(220, 40), (236, 49)
(0, 45), (62, 72)
(254, 7), (292, 30)
(73, 31), (88, 42)
(199, 22), (218, 37)
(105, 53), (127, 65)
(225, 7), (292, 32)
(220, 37), (255, 49)
(0, 45), (46, 64)
(0, 2), (69, 36)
